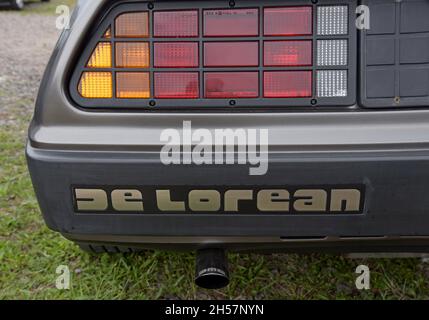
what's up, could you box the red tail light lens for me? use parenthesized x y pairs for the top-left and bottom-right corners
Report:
(264, 7), (312, 36)
(264, 41), (312, 66)
(204, 8), (259, 37)
(154, 10), (198, 37)
(154, 42), (199, 68)
(204, 42), (259, 67)
(154, 72), (199, 99)
(205, 72), (259, 98)
(264, 71), (312, 98)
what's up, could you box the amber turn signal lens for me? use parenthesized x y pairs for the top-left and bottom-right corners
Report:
(116, 42), (150, 68)
(86, 42), (112, 68)
(115, 12), (149, 38)
(103, 27), (111, 39)
(116, 72), (150, 98)
(78, 72), (112, 98)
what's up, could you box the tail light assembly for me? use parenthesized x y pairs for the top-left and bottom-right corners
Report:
(70, 0), (356, 110)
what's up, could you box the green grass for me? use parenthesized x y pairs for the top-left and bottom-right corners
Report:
(1, 0), (429, 300)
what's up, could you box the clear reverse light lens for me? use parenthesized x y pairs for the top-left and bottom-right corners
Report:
(317, 40), (348, 66)
(317, 70), (347, 97)
(317, 6), (348, 35)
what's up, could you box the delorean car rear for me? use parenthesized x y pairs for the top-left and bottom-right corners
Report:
(27, 0), (429, 288)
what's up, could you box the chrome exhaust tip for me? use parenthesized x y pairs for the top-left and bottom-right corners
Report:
(195, 248), (229, 290)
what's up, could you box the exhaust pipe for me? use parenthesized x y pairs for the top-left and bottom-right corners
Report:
(195, 248), (229, 289)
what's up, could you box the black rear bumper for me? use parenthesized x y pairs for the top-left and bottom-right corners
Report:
(26, 144), (429, 252)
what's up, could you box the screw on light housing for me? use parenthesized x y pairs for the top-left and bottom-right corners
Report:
(394, 96), (401, 105)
